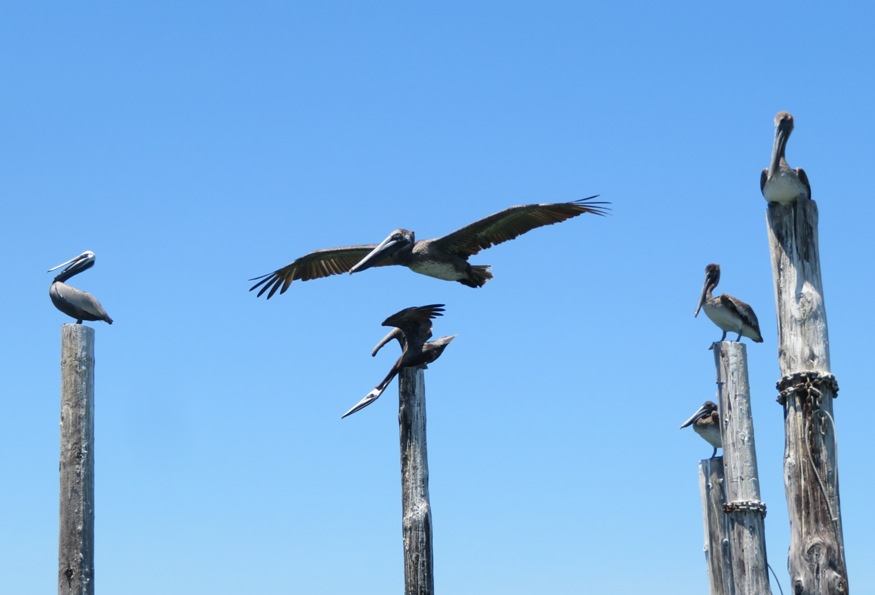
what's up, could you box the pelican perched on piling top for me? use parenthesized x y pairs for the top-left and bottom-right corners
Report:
(761, 111), (810, 204)
(342, 304), (455, 419)
(680, 401), (722, 459)
(48, 251), (113, 325)
(694, 264), (762, 343)
(250, 196), (608, 298)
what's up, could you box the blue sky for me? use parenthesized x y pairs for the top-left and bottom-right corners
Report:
(3, 2), (874, 593)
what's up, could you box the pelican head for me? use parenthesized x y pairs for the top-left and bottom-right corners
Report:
(679, 401), (718, 429)
(349, 229), (415, 274)
(694, 264), (720, 317)
(767, 111), (794, 180)
(48, 251), (96, 282)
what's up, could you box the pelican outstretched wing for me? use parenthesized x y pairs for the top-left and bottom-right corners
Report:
(431, 196), (609, 258)
(382, 304), (444, 348)
(250, 244), (393, 298)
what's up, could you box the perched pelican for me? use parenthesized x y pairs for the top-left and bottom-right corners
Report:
(251, 196), (608, 298)
(48, 251), (113, 324)
(694, 264), (762, 343)
(342, 304), (455, 419)
(761, 111), (810, 204)
(680, 401), (722, 458)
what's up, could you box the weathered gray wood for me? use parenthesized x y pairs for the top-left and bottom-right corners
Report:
(59, 324), (95, 595)
(698, 458), (733, 595)
(398, 366), (434, 595)
(713, 341), (771, 595)
(767, 199), (848, 594)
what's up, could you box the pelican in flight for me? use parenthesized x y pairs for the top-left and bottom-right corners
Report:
(680, 401), (722, 458)
(48, 251), (113, 324)
(761, 111), (810, 204)
(342, 304), (455, 419)
(251, 196), (608, 298)
(694, 264), (762, 343)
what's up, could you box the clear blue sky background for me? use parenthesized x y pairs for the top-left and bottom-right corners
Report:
(3, 3), (873, 593)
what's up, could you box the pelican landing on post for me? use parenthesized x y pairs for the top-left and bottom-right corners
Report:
(48, 251), (113, 324)
(761, 111), (810, 204)
(342, 304), (455, 419)
(680, 401), (722, 458)
(694, 264), (762, 344)
(250, 196), (608, 298)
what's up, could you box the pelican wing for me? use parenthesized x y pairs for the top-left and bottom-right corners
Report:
(372, 327), (404, 357)
(250, 245), (392, 298)
(51, 284), (113, 323)
(382, 304), (444, 348)
(718, 294), (762, 339)
(430, 196), (609, 258)
(797, 167), (812, 199)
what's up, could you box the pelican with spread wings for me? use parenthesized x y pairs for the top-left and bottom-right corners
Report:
(251, 196), (608, 298)
(342, 305), (455, 419)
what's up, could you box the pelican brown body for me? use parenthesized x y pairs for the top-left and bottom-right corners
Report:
(251, 196), (608, 297)
(694, 264), (762, 343)
(761, 111), (810, 204)
(342, 305), (455, 419)
(680, 401), (722, 458)
(48, 251), (113, 325)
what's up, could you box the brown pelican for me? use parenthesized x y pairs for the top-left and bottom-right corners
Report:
(694, 264), (762, 343)
(251, 196), (608, 298)
(680, 401), (722, 458)
(342, 304), (455, 419)
(48, 251), (113, 324)
(760, 111), (810, 204)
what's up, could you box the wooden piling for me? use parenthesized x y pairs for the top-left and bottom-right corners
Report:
(698, 457), (732, 595)
(59, 324), (95, 595)
(767, 199), (847, 594)
(398, 366), (434, 595)
(713, 341), (771, 595)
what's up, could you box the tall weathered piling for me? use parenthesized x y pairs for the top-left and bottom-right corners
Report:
(698, 457), (732, 595)
(767, 199), (847, 594)
(398, 366), (434, 595)
(713, 341), (771, 594)
(59, 324), (95, 595)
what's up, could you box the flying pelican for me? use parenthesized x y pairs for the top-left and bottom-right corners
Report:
(251, 196), (608, 298)
(680, 401), (722, 458)
(694, 264), (762, 343)
(761, 111), (810, 204)
(342, 304), (455, 419)
(48, 251), (113, 324)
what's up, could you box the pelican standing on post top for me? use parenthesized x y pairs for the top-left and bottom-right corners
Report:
(250, 196), (608, 298)
(48, 251), (113, 324)
(342, 304), (455, 419)
(694, 264), (762, 343)
(680, 401), (722, 459)
(761, 111), (810, 204)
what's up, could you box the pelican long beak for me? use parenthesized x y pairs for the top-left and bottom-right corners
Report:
(341, 387), (386, 419)
(48, 251), (95, 274)
(694, 281), (709, 318)
(767, 119), (791, 180)
(48, 252), (86, 272)
(349, 234), (403, 274)
(680, 404), (710, 429)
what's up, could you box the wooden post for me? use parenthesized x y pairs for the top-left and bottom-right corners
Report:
(767, 199), (848, 594)
(398, 366), (434, 595)
(59, 324), (95, 595)
(713, 342), (771, 595)
(699, 458), (733, 595)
